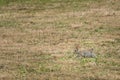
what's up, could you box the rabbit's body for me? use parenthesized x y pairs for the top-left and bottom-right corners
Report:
(80, 50), (96, 58)
(74, 45), (96, 58)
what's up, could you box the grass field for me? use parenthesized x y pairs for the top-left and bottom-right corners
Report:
(0, 0), (120, 80)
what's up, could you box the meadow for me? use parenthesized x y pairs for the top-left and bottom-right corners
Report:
(0, 0), (120, 80)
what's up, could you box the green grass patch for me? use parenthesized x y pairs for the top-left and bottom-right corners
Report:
(79, 58), (97, 64)
(0, 20), (20, 28)
(0, 0), (28, 6)
(18, 65), (28, 76)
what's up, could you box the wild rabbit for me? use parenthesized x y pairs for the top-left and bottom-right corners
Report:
(74, 45), (96, 58)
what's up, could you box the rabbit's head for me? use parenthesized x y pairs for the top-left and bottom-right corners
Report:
(74, 44), (80, 53)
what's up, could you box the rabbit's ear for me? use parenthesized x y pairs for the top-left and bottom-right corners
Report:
(89, 48), (94, 52)
(74, 44), (79, 50)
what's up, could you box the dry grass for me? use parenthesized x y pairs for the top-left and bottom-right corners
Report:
(0, 0), (120, 80)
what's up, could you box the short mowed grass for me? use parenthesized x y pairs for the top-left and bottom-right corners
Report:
(0, 0), (120, 80)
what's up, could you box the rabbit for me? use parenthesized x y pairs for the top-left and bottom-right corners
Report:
(74, 45), (96, 58)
